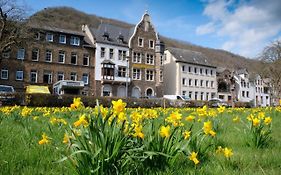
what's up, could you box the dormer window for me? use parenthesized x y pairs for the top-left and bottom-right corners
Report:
(138, 37), (144, 47)
(70, 36), (80, 46)
(35, 32), (40, 40)
(46, 33), (53, 42)
(118, 34), (124, 43)
(59, 35), (66, 44)
(103, 32), (109, 41)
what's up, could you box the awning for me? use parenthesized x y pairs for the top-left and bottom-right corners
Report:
(26, 85), (51, 94)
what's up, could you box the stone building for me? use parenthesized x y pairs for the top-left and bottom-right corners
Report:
(0, 26), (96, 95)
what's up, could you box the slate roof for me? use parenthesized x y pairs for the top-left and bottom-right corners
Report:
(167, 47), (216, 68)
(90, 23), (133, 47)
(30, 25), (85, 36)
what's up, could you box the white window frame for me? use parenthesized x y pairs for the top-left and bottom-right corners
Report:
(71, 53), (77, 65)
(70, 36), (80, 46)
(109, 48), (114, 59)
(159, 70), (163, 82)
(133, 52), (141, 63)
(58, 50), (65, 63)
(59, 34), (66, 44)
(16, 70), (23, 81)
(32, 48), (39, 61)
(146, 54), (154, 65)
(57, 72), (64, 81)
(30, 70), (37, 83)
(82, 73), (89, 85)
(100, 47), (105, 58)
(43, 72), (52, 84)
(146, 69), (154, 81)
(45, 50), (52, 62)
(1, 69), (8, 80)
(83, 54), (89, 66)
(138, 37), (144, 47)
(17, 48), (25, 60)
(149, 40), (154, 49)
(70, 72), (77, 81)
(132, 68), (141, 80)
(46, 33), (53, 42)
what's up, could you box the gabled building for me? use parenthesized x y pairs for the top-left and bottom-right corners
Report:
(0, 25), (96, 95)
(164, 47), (217, 100)
(253, 75), (270, 106)
(128, 12), (164, 98)
(216, 68), (236, 103)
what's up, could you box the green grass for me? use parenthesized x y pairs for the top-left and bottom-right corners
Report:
(0, 106), (281, 175)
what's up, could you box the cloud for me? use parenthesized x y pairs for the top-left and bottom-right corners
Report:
(196, 0), (281, 58)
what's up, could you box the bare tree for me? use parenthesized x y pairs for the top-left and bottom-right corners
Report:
(0, 0), (27, 61)
(260, 40), (281, 105)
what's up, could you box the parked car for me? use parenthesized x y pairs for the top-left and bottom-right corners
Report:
(208, 98), (229, 107)
(163, 95), (191, 107)
(0, 85), (15, 105)
(163, 95), (191, 101)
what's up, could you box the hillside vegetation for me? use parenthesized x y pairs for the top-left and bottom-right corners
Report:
(28, 7), (262, 72)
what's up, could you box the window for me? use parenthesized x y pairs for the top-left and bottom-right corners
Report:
(182, 65), (185, 72)
(246, 91), (249, 97)
(59, 35), (66, 44)
(189, 79), (192, 86)
(101, 47), (105, 58)
(211, 93), (215, 98)
(133, 68), (141, 80)
(17, 48), (25, 60)
(45, 50), (52, 62)
(70, 72), (77, 81)
(188, 66), (192, 73)
(30, 70), (37, 83)
(46, 33), (53, 42)
(118, 67), (126, 77)
(211, 81), (214, 88)
(83, 54), (89, 66)
(138, 37), (144, 47)
(133, 52), (141, 63)
(206, 80), (209, 87)
(182, 91), (186, 96)
(242, 91), (245, 97)
(71, 53), (77, 65)
(195, 79), (198, 86)
(70, 36), (80, 46)
(182, 78), (186, 86)
(149, 40), (154, 49)
(194, 67), (197, 74)
(118, 50), (126, 61)
(43, 72), (52, 84)
(189, 91), (192, 98)
(195, 92), (198, 100)
(57, 72), (64, 81)
(16, 71), (23, 80)
(206, 92), (209, 101)
(159, 70), (163, 82)
(200, 80), (203, 87)
(200, 68), (203, 75)
(1, 69), (8, 79)
(210, 70), (213, 76)
(205, 69), (208, 75)
(2, 51), (10, 58)
(146, 70), (154, 81)
(35, 32), (40, 40)
(146, 54), (154, 64)
(201, 92), (204, 100)
(82, 73), (89, 85)
(160, 55), (164, 65)
(32, 48), (39, 61)
(58, 50), (65, 63)
(109, 48), (114, 59)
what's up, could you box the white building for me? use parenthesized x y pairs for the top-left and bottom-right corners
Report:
(234, 69), (255, 103)
(84, 23), (131, 97)
(254, 75), (270, 106)
(164, 47), (217, 101)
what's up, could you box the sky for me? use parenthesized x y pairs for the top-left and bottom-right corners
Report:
(19, 0), (281, 59)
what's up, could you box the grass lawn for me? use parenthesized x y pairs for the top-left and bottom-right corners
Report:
(0, 104), (281, 175)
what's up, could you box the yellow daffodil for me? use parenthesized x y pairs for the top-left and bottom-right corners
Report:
(223, 147), (233, 158)
(38, 133), (50, 145)
(183, 130), (191, 140)
(203, 121), (212, 135)
(264, 117), (272, 125)
(185, 115), (195, 122)
(112, 99), (126, 114)
(63, 133), (70, 144)
(159, 125), (171, 138)
(252, 118), (260, 127)
(73, 114), (89, 127)
(189, 152), (199, 165)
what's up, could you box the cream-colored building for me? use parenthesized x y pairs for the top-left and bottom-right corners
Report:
(164, 47), (217, 100)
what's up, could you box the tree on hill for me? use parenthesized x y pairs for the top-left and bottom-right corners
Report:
(260, 40), (281, 105)
(0, 0), (28, 61)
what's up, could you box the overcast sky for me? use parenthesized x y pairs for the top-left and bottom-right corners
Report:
(21, 0), (281, 59)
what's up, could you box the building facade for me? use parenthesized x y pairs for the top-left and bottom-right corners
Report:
(0, 26), (96, 95)
(164, 47), (217, 100)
